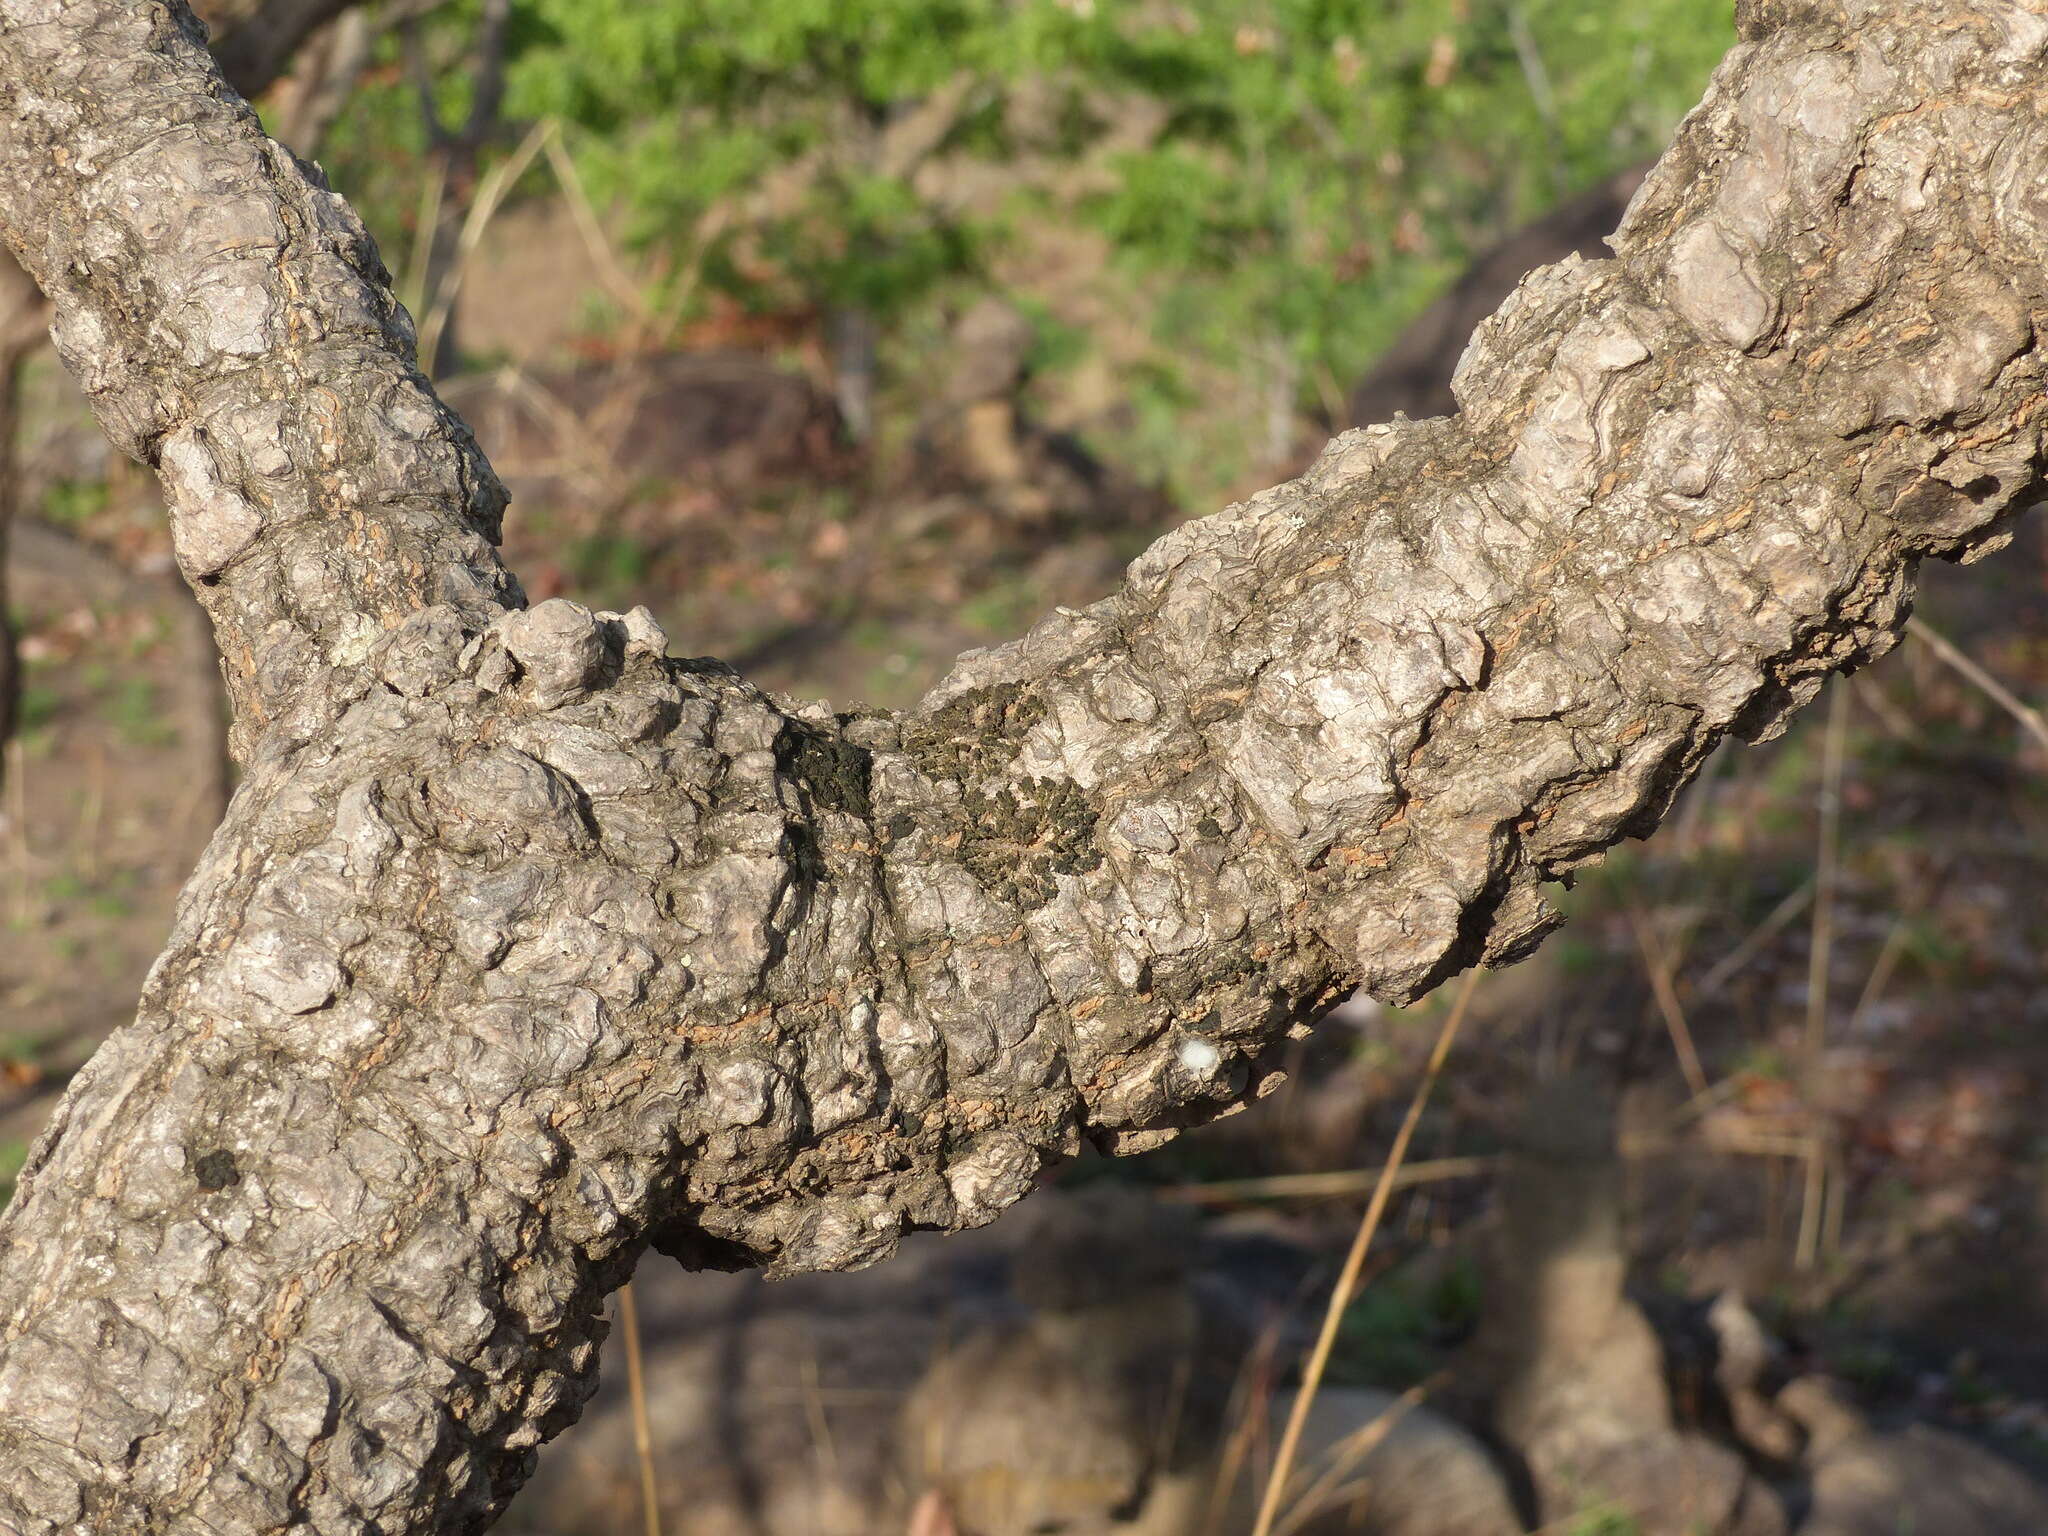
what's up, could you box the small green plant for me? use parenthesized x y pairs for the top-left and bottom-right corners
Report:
(38, 477), (108, 528)
(88, 886), (137, 922)
(106, 676), (174, 749)
(40, 871), (89, 906)
(1733, 1043), (1790, 1082)
(1330, 1254), (1482, 1389)
(958, 579), (1037, 637)
(568, 532), (653, 598)
(17, 684), (61, 736)
(0, 1141), (28, 1209)
(1563, 1505), (1645, 1536)
(1832, 1336), (1909, 1394)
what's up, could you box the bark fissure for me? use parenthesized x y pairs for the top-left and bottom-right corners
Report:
(2, 1), (2048, 1532)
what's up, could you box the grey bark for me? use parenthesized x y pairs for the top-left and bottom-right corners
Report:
(0, 1), (2045, 1532)
(1347, 162), (1650, 429)
(0, 0), (381, 792)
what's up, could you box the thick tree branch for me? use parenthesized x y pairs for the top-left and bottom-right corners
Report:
(0, 0), (519, 761)
(0, 0), (386, 787)
(0, 0), (2045, 1532)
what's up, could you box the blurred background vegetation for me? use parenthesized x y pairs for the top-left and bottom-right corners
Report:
(320, 0), (1730, 500)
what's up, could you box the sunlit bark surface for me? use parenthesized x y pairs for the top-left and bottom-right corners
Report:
(0, 1), (2044, 1530)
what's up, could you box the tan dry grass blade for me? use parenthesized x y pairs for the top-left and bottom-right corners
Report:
(1248, 967), (1483, 1536)
(1161, 1156), (1498, 1207)
(618, 1280), (662, 1536)
(1626, 904), (1710, 1099)
(415, 119), (558, 378)
(1908, 616), (2048, 760)
(1796, 681), (1849, 1271)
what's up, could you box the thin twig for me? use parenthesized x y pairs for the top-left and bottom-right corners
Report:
(1505, 6), (1569, 200)
(542, 129), (659, 335)
(1626, 905), (1710, 1098)
(1846, 908), (1914, 1037)
(1161, 1156), (1498, 1206)
(75, 738), (104, 883)
(416, 118), (556, 376)
(1796, 682), (1848, 1271)
(797, 1351), (840, 1481)
(618, 1280), (663, 1536)
(6, 736), (28, 927)
(1199, 1284), (1301, 1536)
(1908, 616), (2048, 760)
(399, 156), (447, 325)
(1249, 968), (1482, 1536)
(1693, 878), (1815, 1001)
(1821, 1140), (1848, 1263)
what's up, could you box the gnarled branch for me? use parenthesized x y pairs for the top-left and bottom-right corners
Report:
(0, 1), (2044, 1532)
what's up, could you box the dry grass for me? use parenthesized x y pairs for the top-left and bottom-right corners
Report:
(1249, 966), (1483, 1536)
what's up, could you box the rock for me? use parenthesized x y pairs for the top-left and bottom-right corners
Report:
(1226, 1386), (1524, 1536)
(1708, 1290), (1804, 1464)
(1470, 1075), (1787, 1536)
(497, 1237), (997, 1536)
(1554, 1432), (1786, 1536)
(1782, 1376), (2048, 1536)
(894, 1187), (1222, 1536)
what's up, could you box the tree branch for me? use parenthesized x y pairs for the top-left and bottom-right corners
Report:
(0, 0), (387, 788)
(0, 1), (2044, 1532)
(0, 0), (520, 761)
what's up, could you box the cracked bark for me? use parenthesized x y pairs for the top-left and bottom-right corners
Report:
(1, 0), (2046, 1531)
(0, 0), (379, 791)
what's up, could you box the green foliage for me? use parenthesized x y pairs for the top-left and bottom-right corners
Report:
(308, 0), (1734, 484)
(489, 0), (1094, 325)
(567, 532), (652, 601)
(38, 477), (107, 528)
(1562, 1505), (1646, 1536)
(1330, 1252), (1482, 1388)
(1071, 0), (1734, 452)
(0, 1142), (26, 1210)
(16, 684), (60, 736)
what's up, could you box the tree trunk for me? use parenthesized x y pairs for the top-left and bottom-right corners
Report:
(201, 0), (363, 105)
(0, 3), (2044, 1533)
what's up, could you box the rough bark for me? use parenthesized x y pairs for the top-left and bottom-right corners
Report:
(1, 1), (2046, 1532)
(1347, 162), (1650, 430)
(0, 0), (383, 791)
